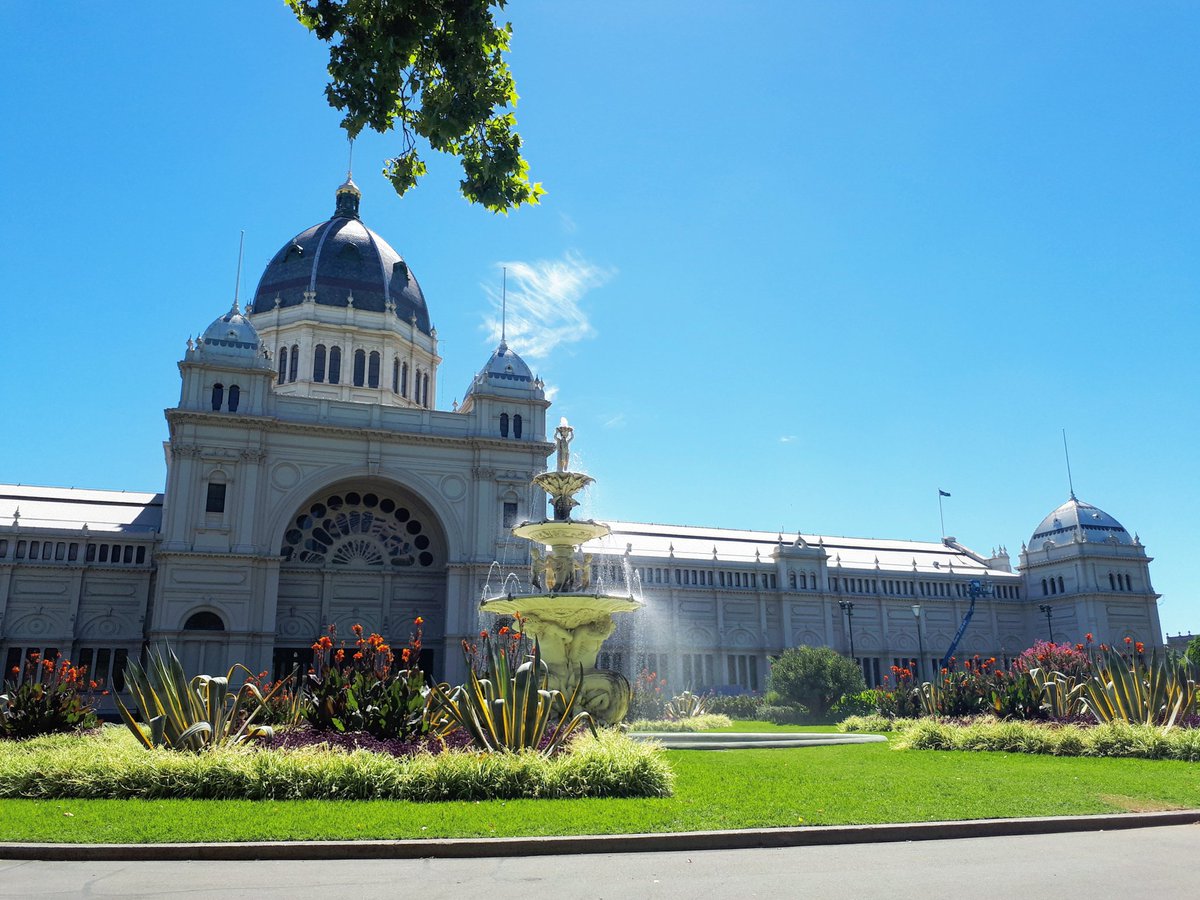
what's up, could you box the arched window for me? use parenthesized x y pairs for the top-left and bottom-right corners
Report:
(1042, 578), (1048, 596)
(353, 349), (366, 386)
(1109, 573), (1116, 590)
(368, 351), (381, 388)
(277, 348), (288, 383)
(1124, 573), (1132, 591)
(289, 345), (299, 383)
(1057, 576), (1065, 594)
(211, 383), (224, 411)
(500, 413), (509, 437)
(392, 358), (400, 393)
(328, 347), (342, 384)
(227, 384), (240, 412)
(183, 611), (225, 631)
(401, 362), (409, 397)
(313, 345), (327, 382)
(513, 414), (522, 439)
(423, 373), (430, 407)
(789, 572), (797, 589)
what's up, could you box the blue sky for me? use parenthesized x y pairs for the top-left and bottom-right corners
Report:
(1, 2), (1196, 637)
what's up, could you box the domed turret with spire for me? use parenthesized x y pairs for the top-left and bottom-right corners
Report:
(246, 167), (441, 409)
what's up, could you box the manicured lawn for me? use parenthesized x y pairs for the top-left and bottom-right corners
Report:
(2, 740), (1197, 843)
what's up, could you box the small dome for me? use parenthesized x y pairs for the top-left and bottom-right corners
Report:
(199, 302), (261, 358)
(465, 340), (542, 398)
(250, 181), (431, 333)
(1031, 496), (1132, 546)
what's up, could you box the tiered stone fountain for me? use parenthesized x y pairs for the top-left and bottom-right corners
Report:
(481, 419), (641, 723)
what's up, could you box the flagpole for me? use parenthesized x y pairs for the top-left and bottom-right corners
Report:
(938, 490), (945, 539)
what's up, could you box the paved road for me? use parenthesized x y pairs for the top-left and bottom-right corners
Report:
(2, 825), (1198, 899)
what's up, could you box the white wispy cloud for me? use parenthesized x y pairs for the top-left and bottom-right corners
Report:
(602, 413), (626, 429)
(779, 435), (797, 443)
(482, 252), (614, 359)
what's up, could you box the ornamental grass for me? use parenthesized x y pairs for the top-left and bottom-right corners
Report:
(895, 717), (1200, 761)
(0, 725), (673, 801)
(627, 714), (732, 732)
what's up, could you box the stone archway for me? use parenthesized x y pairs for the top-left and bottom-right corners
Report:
(275, 482), (449, 678)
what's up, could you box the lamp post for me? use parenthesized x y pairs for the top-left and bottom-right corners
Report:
(839, 600), (856, 660)
(1038, 604), (1054, 643)
(911, 604), (924, 679)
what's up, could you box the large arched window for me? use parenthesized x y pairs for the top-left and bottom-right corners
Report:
(401, 362), (409, 397)
(392, 358), (400, 393)
(500, 413), (509, 437)
(1057, 576), (1065, 593)
(368, 351), (381, 388)
(353, 349), (366, 387)
(513, 414), (522, 439)
(313, 344), (327, 382)
(227, 384), (240, 413)
(211, 383), (224, 411)
(422, 373), (430, 407)
(184, 611), (225, 631)
(277, 348), (288, 383)
(1042, 578), (1048, 596)
(328, 346), (342, 384)
(1109, 573), (1116, 590)
(289, 345), (299, 383)
(280, 489), (441, 568)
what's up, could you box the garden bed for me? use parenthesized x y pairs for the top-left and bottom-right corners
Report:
(0, 726), (673, 801)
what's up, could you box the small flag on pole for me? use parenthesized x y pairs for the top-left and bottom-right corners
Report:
(939, 489), (951, 497)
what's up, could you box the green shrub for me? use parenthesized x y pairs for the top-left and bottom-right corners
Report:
(704, 694), (760, 719)
(894, 717), (1200, 761)
(1, 653), (99, 739)
(838, 714), (918, 733)
(831, 690), (877, 719)
(627, 714), (733, 732)
(769, 646), (865, 719)
(0, 726), (673, 801)
(755, 704), (808, 725)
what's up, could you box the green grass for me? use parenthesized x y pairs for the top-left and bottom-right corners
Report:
(2, 735), (1198, 843)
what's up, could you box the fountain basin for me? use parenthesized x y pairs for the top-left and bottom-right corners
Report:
(481, 593), (641, 622)
(511, 519), (611, 546)
(533, 471), (595, 497)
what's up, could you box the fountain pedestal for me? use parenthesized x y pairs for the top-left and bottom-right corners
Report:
(480, 421), (642, 723)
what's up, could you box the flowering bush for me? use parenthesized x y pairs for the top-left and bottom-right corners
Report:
(1013, 640), (1094, 681)
(0, 653), (101, 739)
(874, 666), (923, 719)
(305, 619), (431, 740)
(241, 671), (306, 727)
(627, 669), (668, 721)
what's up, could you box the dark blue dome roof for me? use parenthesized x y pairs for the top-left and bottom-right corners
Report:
(250, 180), (431, 333)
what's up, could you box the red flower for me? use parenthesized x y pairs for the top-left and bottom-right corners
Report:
(1135, 642), (1145, 653)
(1085, 633), (1094, 642)
(353, 651), (364, 661)
(498, 626), (510, 636)
(480, 630), (488, 639)
(1124, 636), (1133, 645)
(414, 616), (424, 625)
(334, 649), (345, 664)
(401, 648), (411, 664)
(352, 624), (364, 637)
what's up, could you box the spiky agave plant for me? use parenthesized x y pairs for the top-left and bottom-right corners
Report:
(1025, 667), (1088, 720)
(1081, 645), (1198, 729)
(429, 635), (596, 753)
(664, 690), (710, 720)
(116, 644), (286, 751)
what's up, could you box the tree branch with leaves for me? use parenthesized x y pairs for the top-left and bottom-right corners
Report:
(288, 0), (543, 213)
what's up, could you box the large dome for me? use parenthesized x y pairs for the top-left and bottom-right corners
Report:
(1030, 496), (1132, 546)
(250, 179), (432, 333)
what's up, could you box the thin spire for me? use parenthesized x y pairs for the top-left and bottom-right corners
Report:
(347, 137), (354, 180)
(232, 230), (245, 313)
(501, 266), (507, 343)
(1062, 428), (1076, 500)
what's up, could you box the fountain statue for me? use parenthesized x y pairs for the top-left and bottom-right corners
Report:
(480, 418), (642, 722)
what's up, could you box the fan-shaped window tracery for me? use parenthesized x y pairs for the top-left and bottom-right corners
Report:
(280, 489), (439, 568)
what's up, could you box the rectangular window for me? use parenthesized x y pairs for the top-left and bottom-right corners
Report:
(85, 543), (96, 562)
(29, 541), (40, 559)
(502, 502), (518, 529)
(55, 542), (66, 561)
(206, 482), (227, 514)
(123, 545), (134, 564)
(0, 539), (7, 558)
(99, 545), (109, 563)
(67, 543), (78, 561)
(135, 546), (146, 564)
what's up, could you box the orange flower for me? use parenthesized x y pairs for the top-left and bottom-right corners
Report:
(334, 649), (345, 664)
(1085, 633), (1094, 642)
(1124, 636), (1132, 645)
(401, 648), (411, 663)
(414, 616), (424, 625)
(352, 624), (364, 636)
(480, 630), (488, 639)
(1135, 642), (1145, 653)
(353, 651), (364, 661)
(499, 626), (510, 636)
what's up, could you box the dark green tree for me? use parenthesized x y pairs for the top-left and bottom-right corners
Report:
(768, 646), (866, 720)
(288, 0), (543, 213)
(1185, 635), (1200, 667)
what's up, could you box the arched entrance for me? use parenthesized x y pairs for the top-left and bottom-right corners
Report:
(178, 609), (228, 678)
(274, 483), (448, 678)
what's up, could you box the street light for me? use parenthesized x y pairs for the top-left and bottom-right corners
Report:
(1038, 604), (1054, 643)
(911, 604), (924, 679)
(839, 600), (856, 660)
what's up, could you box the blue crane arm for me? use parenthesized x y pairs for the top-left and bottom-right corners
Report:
(940, 596), (977, 670)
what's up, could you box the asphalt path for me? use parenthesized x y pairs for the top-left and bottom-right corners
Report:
(2, 824), (1198, 899)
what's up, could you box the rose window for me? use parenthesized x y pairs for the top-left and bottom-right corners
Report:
(280, 491), (437, 567)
